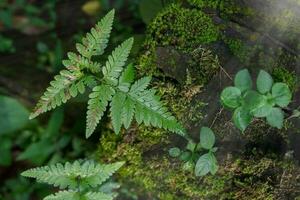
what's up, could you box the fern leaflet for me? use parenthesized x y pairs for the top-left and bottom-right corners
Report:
(102, 38), (134, 86)
(30, 69), (84, 119)
(44, 191), (78, 200)
(86, 85), (115, 138)
(110, 92), (127, 134)
(85, 192), (113, 200)
(76, 9), (114, 58)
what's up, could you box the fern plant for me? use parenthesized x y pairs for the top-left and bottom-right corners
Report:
(29, 10), (185, 138)
(21, 160), (124, 200)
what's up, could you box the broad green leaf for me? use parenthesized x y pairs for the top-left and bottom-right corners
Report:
(233, 107), (252, 132)
(251, 103), (273, 118)
(272, 83), (292, 108)
(257, 70), (273, 94)
(266, 108), (284, 129)
(195, 153), (218, 176)
(169, 147), (181, 157)
(195, 153), (210, 176)
(220, 87), (241, 108)
(0, 95), (29, 135)
(186, 141), (197, 152)
(17, 140), (55, 165)
(234, 69), (253, 92)
(45, 107), (64, 138)
(211, 147), (218, 153)
(242, 90), (265, 112)
(0, 137), (12, 166)
(209, 154), (218, 175)
(179, 151), (192, 162)
(200, 127), (215, 150)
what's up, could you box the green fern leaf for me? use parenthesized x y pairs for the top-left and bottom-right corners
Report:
(85, 161), (124, 187)
(76, 9), (115, 58)
(129, 83), (185, 135)
(110, 92), (126, 134)
(102, 38), (134, 86)
(44, 191), (78, 200)
(129, 76), (151, 95)
(85, 192), (113, 200)
(22, 160), (124, 191)
(30, 9), (185, 139)
(86, 85), (115, 138)
(63, 53), (101, 73)
(30, 70), (84, 119)
(118, 64), (135, 92)
(122, 97), (135, 129)
(21, 162), (77, 189)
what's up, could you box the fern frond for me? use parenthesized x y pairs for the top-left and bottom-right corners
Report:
(21, 162), (77, 189)
(76, 9), (115, 58)
(110, 92), (126, 134)
(86, 85), (115, 138)
(29, 70), (84, 119)
(44, 191), (78, 200)
(128, 78), (185, 135)
(102, 38), (134, 86)
(85, 192), (113, 200)
(22, 160), (124, 190)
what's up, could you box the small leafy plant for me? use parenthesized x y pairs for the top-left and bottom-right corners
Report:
(21, 160), (124, 200)
(221, 69), (292, 131)
(169, 127), (218, 176)
(29, 10), (184, 138)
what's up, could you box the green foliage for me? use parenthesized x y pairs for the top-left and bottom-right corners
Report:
(168, 147), (181, 157)
(220, 69), (292, 131)
(234, 69), (253, 92)
(0, 34), (15, 53)
(0, 95), (29, 135)
(21, 160), (124, 200)
(169, 127), (218, 176)
(30, 10), (185, 138)
(0, 137), (12, 166)
(17, 108), (65, 165)
(272, 67), (298, 92)
(145, 4), (219, 52)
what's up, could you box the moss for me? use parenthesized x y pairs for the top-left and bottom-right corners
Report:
(137, 4), (220, 77)
(145, 4), (219, 51)
(223, 37), (265, 65)
(96, 2), (300, 199)
(154, 81), (205, 128)
(188, 0), (253, 18)
(272, 67), (298, 92)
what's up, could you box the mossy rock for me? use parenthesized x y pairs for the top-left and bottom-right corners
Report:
(137, 4), (220, 79)
(96, 2), (300, 200)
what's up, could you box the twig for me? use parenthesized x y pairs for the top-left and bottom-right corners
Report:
(220, 66), (233, 80)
